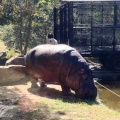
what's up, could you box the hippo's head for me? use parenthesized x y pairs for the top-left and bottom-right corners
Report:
(67, 67), (97, 99)
(75, 79), (97, 99)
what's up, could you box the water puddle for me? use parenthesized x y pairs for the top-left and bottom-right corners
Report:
(96, 80), (120, 111)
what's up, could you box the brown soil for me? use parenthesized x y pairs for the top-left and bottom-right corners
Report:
(0, 82), (63, 103)
(0, 82), (65, 120)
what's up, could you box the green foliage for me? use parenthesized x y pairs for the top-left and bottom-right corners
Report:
(0, 24), (46, 51)
(0, 0), (14, 25)
(0, 0), (61, 54)
(6, 49), (19, 58)
(0, 25), (15, 49)
(34, 0), (61, 33)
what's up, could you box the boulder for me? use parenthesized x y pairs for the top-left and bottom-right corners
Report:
(0, 58), (8, 65)
(0, 51), (7, 58)
(0, 65), (28, 85)
(5, 56), (25, 66)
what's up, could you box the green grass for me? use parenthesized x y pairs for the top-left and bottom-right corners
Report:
(27, 83), (120, 120)
(22, 97), (120, 120)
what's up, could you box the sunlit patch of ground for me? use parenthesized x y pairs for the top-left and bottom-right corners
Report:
(0, 81), (120, 120)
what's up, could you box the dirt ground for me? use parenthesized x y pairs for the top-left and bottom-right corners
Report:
(0, 81), (63, 103)
(0, 82), (67, 120)
(1, 81), (120, 120)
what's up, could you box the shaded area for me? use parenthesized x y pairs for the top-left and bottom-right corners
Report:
(28, 84), (99, 105)
(0, 105), (24, 120)
(0, 58), (8, 65)
(0, 84), (61, 120)
(0, 104), (60, 120)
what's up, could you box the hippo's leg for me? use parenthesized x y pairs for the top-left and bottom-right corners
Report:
(29, 76), (39, 88)
(38, 79), (47, 88)
(59, 77), (72, 96)
(61, 84), (72, 96)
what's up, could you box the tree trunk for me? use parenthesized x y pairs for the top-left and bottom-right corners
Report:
(19, 17), (23, 54)
(24, 14), (32, 54)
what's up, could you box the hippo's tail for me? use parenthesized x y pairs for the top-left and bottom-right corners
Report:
(25, 50), (36, 65)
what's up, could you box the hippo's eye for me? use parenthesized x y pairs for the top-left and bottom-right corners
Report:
(79, 69), (84, 74)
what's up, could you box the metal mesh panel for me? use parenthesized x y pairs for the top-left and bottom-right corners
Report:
(71, 1), (118, 51)
(93, 3), (114, 26)
(115, 28), (120, 45)
(117, 5), (120, 26)
(54, 1), (120, 52)
(73, 3), (91, 27)
(73, 28), (91, 46)
(92, 28), (113, 46)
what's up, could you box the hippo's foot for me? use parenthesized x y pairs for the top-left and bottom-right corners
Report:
(40, 82), (47, 88)
(60, 83), (72, 96)
(62, 90), (72, 96)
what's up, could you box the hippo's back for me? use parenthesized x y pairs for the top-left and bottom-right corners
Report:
(25, 44), (75, 63)
(25, 44), (77, 82)
(27, 44), (75, 55)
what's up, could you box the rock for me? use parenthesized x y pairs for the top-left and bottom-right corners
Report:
(0, 51), (7, 58)
(5, 56), (25, 66)
(0, 65), (28, 85)
(0, 58), (8, 65)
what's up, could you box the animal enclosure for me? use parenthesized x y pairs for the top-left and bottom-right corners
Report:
(54, 0), (120, 70)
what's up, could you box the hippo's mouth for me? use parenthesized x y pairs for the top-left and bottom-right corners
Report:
(75, 86), (97, 99)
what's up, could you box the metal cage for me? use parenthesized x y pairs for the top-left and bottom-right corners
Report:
(54, 0), (120, 56)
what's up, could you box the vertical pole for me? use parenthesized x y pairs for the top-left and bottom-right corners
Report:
(101, 2), (103, 46)
(60, 6), (64, 43)
(91, 2), (93, 52)
(54, 7), (57, 40)
(113, 2), (117, 51)
(63, 3), (68, 44)
(68, 2), (70, 45)
(68, 2), (73, 46)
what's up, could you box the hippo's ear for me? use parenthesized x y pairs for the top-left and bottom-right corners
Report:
(71, 68), (87, 80)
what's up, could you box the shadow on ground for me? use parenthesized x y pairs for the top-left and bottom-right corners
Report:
(27, 84), (99, 105)
(0, 84), (61, 120)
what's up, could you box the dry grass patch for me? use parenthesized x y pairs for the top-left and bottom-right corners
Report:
(0, 41), (7, 52)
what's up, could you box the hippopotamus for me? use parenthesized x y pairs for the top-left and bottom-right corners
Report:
(25, 44), (97, 99)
